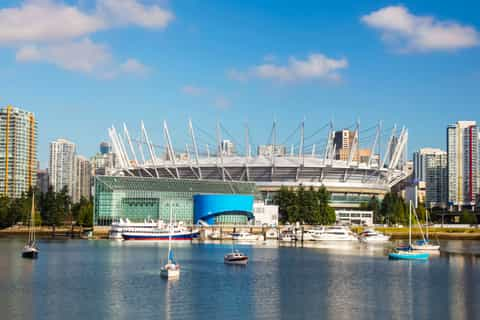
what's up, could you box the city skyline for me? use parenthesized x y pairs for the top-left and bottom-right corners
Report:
(0, 1), (478, 166)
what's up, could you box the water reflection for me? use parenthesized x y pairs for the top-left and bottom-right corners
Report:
(0, 239), (479, 320)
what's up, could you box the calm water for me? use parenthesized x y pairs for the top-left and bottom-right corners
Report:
(0, 238), (479, 320)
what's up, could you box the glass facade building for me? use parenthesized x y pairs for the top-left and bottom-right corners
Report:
(94, 176), (256, 225)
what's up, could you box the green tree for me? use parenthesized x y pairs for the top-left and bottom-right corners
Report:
(460, 210), (478, 225)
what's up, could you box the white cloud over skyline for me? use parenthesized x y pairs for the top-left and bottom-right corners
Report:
(229, 53), (348, 83)
(1, 0), (174, 77)
(362, 5), (479, 52)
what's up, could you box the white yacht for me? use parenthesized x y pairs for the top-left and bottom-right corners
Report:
(302, 228), (325, 241)
(108, 218), (160, 240)
(231, 231), (260, 241)
(312, 226), (357, 241)
(359, 229), (390, 243)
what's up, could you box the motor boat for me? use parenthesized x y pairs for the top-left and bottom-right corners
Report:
(359, 229), (390, 243)
(302, 228), (325, 241)
(265, 228), (279, 240)
(279, 231), (296, 242)
(224, 249), (249, 265)
(231, 231), (260, 241)
(312, 226), (357, 241)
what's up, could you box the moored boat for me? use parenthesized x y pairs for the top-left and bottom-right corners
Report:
(22, 194), (39, 259)
(359, 229), (390, 243)
(388, 201), (430, 261)
(161, 203), (181, 280)
(312, 226), (357, 241)
(231, 231), (260, 241)
(122, 228), (199, 241)
(388, 251), (430, 260)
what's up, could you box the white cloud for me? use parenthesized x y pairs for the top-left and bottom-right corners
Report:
(16, 38), (112, 73)
(0, 0), (104, 44)
(0, 0), (174, 76)
(230, 53), (348, 82)
(120, 58), (149, 75)
(181, 85), (206, 96)
(362, 6), (479, 52)
(214, 96), (231, 110)
(97, 0), (174, 29)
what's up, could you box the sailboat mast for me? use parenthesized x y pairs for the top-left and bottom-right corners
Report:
(426, 209), (429, 240)
(168, 201), (172, 257)
(409, 201), (412, 247)
(29, 193), (35, 243)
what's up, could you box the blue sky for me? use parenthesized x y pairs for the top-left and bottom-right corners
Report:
(0, 0), (479, 167)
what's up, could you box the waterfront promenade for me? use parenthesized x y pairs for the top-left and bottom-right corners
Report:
(2, 224), (480, 240)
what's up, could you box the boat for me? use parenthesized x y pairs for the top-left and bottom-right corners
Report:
(388, 251), (430, 260)
(224, 240), (248, 265)
(22, 194), (39, 259)
(410, 209), (440, 251)
(161, 203), (181, 279)
(302, 227), (325, 241)
(311, 226), (357, 241)
(109, 218), (159, 239)
(279, 230), (296, 242)
(122, 220), (199, 241)
(389, 201), (430, 261)
(231, 231), (260, 241)
(359, 229), (391, 243)
(265, 228), (279, 240)
(224, 249), (249, 265)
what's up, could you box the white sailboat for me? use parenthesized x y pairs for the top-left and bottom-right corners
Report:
(411, 209), (440, 251)
(22, 194), (39, 259)
(160, 203), (180, 279)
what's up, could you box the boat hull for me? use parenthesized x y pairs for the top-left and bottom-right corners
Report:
(22, 248), (39, 259)
(388, 252), (430, 260)
(411, 244), (440, 251)
(160, 268), (180, 279)
(122, 231), (199, 241)
(224, 258), (248, 265)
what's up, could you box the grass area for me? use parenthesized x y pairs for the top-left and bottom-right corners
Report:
(351, 226), (480, 234)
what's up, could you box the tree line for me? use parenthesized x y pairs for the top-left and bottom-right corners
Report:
(0, 186), (93, 229)
(361, 192), (478, 225)
(274, 185), (336, 224)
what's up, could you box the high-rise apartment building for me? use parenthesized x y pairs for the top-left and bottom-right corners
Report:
(447, 121), (478, 209)
(0, 106), (37, 198)
(413, 148), (448, 208)
(73, 155), (92, 203)
(36, 168), (49, 194)
(49, 138), (76, 196)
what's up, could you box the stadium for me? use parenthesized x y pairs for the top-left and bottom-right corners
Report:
(94, 120), (409, 225)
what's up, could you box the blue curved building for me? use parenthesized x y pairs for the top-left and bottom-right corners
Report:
(193, 194), (254, 225)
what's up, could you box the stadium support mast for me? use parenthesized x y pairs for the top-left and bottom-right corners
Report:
(299, 120), (304, 163)
(188, 119), (202, 179)
(141, 121), (161, 178)
(123, 123), (139, 166)
(216, 121), (225, 180)
(163, 121), (179, 178)
(368, 121), (381, 168)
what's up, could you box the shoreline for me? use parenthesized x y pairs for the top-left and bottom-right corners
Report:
(2, 225), (480, 240)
